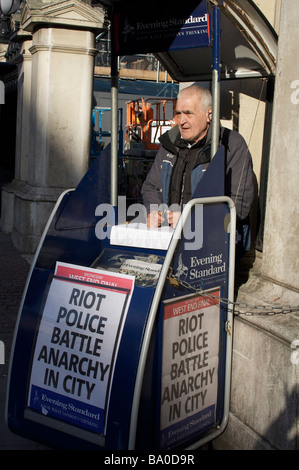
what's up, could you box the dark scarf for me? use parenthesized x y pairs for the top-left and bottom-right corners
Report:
(169, 131), (211, 207)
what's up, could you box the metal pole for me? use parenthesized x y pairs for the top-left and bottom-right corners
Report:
(110, 19), (119, 207)
(211, 5), (220, 159)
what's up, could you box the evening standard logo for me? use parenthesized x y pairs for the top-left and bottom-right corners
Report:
(0, 80), (5, 104)
(136, 13), (208, 31)
(173, 253), (226, 284)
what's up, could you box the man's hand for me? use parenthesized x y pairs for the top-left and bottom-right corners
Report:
(146, 209), (181, 228)
(146, 210), (165, 228)
(167, 210), (181, 228)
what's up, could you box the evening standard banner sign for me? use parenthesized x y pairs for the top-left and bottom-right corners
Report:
(27, 262), (134, 435)
(115, 1), (210, 55)
(160, 290), (220, 449)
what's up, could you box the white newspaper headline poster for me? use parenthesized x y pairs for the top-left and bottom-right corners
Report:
(28, 262), (134, 435)
(160, 290), (220, 449)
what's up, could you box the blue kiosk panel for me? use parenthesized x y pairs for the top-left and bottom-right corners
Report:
(7, 145), (235, 450)
(6, 149), (164, 449)
(131, 146), (234, 450)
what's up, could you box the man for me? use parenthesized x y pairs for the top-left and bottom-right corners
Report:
(141, 84), (255, 255)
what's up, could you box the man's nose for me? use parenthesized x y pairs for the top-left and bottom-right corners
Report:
(180, 114), (187, 125)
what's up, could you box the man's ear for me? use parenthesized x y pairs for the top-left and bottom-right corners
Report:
(207, 107), (212, 122)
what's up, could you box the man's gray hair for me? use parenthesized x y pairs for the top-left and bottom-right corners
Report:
(178, 84), (212, 111)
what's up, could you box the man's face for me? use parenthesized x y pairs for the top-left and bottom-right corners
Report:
(175, 90), (211, 144)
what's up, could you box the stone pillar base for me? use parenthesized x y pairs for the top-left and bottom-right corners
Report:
(211, 255), (299, 450)
(1, 180), (22, 234)
(2, 180), (68, 254)
(237, 254), (299, 312)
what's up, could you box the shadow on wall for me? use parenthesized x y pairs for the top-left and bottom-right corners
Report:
(254, 384), (299, 450)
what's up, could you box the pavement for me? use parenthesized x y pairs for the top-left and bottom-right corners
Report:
(0, 228), (49, 450)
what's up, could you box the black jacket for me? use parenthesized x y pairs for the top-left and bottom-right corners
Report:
(141, 124), (254, 222)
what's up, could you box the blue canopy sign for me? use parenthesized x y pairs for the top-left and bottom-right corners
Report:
(115, 1), (210, 55)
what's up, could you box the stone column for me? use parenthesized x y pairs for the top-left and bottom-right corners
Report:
(214, 2), (299, 450)
(261, 0), (299, 293)
(1, 0), (105, 253)
(15, 38), (32, 183)
(238, 0), (299, 306)
(27, 26), (97, 189)
(1, 37), (32, 234)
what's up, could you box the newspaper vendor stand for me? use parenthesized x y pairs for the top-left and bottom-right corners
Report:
(6, 142), (236, 450)
(7, 1), (236, 450)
